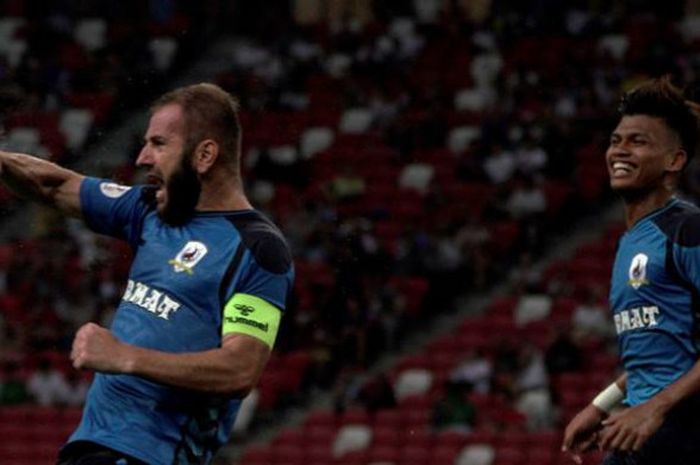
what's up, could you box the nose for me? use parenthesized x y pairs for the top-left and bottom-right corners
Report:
(607, 141), (631, 159)
(136, 145), (154, 167)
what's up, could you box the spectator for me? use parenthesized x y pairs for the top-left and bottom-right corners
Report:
(449, 348), (492, 394)
(506, 175), (547, 220)
(483, 144), (517, 184)
(62, 370), (90, 407)
(0, 361), (30, 405)
(572, 287), (614, 340)
(357, 374), (397, 413)
(432, 381), (477, 432)
(27, 357), (71, 406)
(545, 328), (583, 375)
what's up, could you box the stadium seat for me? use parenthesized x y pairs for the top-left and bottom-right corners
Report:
(6, 127), (41, 154)
(332, 424), (372, 459)
(398, 163), (434, 194)
(455, 444), (495, 465)
(300, 126), (335, 159)
(149, 37), (178, 71)
(394, 369), (433, 400)
(448, 126), (481, 154)
(339, 108), (373, 134)
(59, 108), (94, 151)
(74, 18), (107, 51)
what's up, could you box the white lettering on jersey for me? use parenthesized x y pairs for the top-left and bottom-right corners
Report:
(614, 306), (660, 334)
(121, 279), (182, 320)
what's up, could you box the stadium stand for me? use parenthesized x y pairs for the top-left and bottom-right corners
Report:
(1, 0), (698, 464)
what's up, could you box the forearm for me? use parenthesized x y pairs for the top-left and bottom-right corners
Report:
(0, 151), (83, 215)
(648, 360), (700, 415)
(121, 336), (270, 397)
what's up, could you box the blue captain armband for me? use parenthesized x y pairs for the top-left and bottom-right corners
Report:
(222, 293), (281, 348)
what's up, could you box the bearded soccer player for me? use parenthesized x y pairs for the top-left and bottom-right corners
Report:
(0, 83), (294, 465)
(562, 77), (700, 464)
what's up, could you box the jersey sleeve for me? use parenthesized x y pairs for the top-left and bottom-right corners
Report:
(222, 232), (294, 347)
(80, 177), (152, 247)
(671, 214), (700, 291)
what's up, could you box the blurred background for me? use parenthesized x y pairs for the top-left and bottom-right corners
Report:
(1, 0), (700, 464)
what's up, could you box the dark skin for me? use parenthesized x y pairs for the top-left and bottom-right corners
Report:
(562, 114), (700, 461)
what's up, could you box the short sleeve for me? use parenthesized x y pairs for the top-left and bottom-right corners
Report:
(672, 215), (700, 292)
(235, 235), (294, 312)
(80, 177), (152, 246)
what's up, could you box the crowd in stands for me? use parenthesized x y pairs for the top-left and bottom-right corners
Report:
(1, 0), (700, 463)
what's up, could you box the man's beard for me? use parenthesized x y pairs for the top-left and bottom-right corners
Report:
(160, 149), (202, 226)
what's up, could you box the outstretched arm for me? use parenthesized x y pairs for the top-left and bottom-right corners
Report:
(71, 323), (270, 397)
(0, 150), (84, 217)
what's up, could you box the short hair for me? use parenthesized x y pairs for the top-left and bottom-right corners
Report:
(618, 76), (700, 163)
(152, 83), (242, 171)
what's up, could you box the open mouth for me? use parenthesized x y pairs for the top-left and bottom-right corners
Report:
(146, 173), (166, 202)
(611, 161), (635, 177)
(147, 173), (164, 188)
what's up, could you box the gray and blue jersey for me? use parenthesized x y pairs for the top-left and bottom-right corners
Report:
(610, 198), (700, 406)
(66, 177), (293, 465)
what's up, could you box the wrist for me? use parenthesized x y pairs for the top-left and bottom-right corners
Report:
(592, 382), (625, 413)
(120, 345), (139, 374)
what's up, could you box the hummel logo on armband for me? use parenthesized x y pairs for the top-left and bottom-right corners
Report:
(234, 304), (255, 316)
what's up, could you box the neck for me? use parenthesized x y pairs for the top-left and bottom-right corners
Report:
(196, 170), (252, 212)
(622, 187), (674, 229)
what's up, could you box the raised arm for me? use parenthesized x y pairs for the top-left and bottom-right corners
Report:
(0, 150), (84, 217)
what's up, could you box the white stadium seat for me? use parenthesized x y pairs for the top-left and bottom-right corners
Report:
(394, 368), (433, 400)
(60, 108), (94, 151)
(399, 163), (434, 194)
(339, 107), (374, 134)
(300, 126), (334, 159)
(149, 37), (178, 71)
(332, 424), (372, 458)
(74, 18), (107, 51)
(455, 444), (495, 465)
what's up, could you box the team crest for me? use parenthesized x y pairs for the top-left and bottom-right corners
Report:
(628, 253), (649, 289)
(169, 241), (208, 275)
(99, 182), (132, 198)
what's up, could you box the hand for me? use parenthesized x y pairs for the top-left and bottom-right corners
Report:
(562, 404), (607, 463)
(597, 401), (665, 452)
(71, 322), (131, 373)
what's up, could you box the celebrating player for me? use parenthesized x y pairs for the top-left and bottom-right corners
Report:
(0, 83), (293, 465)
(562, 76), (700, 464)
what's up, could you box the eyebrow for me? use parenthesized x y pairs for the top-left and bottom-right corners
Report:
(144, 135), (167, 143)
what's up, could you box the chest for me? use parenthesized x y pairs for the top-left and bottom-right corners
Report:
(128, 219), (238, 303)
(610, 224), (681, 310)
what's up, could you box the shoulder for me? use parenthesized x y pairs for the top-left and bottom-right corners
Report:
(652, 200), (700, 247)
(83, 178), (155, 206)
(226, 211), (292, 274)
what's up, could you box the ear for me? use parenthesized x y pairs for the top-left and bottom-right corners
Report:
(192, 139), (219, 174)
(667, 148), (687, 173)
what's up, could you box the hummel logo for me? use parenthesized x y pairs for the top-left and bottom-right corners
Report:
(234, 304), (255, 316)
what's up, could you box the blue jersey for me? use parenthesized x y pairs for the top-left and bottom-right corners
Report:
(67, 178), (293, 465)
(610, 198), (700, 406)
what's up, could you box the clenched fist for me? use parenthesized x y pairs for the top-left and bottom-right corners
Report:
(71, 322), (132, 373)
